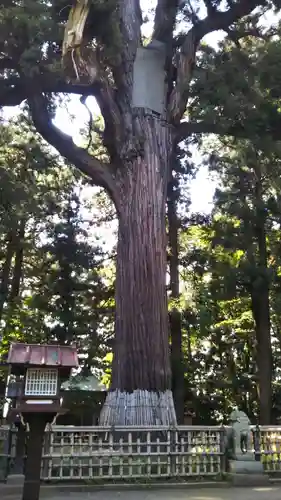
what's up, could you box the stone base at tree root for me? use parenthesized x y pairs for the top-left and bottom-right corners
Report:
(228, 460), (269, 486)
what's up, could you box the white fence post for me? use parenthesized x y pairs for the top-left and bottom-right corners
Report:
(254, 426), (281, 474)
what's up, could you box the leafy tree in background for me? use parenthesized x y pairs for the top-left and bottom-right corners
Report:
(179, 128), (281, 423)
(32, 190), (114, 366)
(180, 210), (260, 423)
(2, 0), (279, 425)
(0, 114), (62, 332)
(0, 117), (114, 388)
(207, 138), (275, 424)
(175, 25), (281, 424)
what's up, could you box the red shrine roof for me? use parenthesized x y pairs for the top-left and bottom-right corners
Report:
(7, 343), (79, 368)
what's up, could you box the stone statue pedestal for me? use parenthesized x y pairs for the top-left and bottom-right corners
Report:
(229, 454), (269, 486)
(226, 410), (270, 487)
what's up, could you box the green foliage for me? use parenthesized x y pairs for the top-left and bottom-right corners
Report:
(0, 115), (114, 382)
(167, 31), (281, 423)
(0, 0), (61, 76)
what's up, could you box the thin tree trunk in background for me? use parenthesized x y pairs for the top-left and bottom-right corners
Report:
(2, 220), (25, 343)
(0, 231), (15, 321)
(99, 114), (177, 426)
(252, 287), (272, 424)
(240, 163), (272, 425)
(9, 218), (25, 301)
(251, 164), (272, 424)
(167, 178), (184, 424)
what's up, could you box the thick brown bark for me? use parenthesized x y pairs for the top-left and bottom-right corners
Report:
(167, 179), (184, 424)
(113, 116), (171, 391)
(99, 113), (177, 426)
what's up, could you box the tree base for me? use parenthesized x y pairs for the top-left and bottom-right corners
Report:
(99, 389), (177, 426)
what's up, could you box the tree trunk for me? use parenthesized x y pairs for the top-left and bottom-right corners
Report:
(99, 114), (177, 426)
(167, 179), (184, 424)
(0, 230), (15, 321)
(251, 165), (272, 425)
(10, 218), (25, 301)
(252, 289), (271, 424)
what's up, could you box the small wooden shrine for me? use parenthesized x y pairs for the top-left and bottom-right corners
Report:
(6, 342), (78, 500)
(7, 342), (78, 417)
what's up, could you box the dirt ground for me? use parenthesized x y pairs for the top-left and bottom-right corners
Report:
(2, 485), (281, 500)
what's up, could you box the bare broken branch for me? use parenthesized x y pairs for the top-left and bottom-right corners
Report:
(62, 0), (99, 84)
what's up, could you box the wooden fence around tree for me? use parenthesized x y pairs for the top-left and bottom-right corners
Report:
(1, 424), (281, 482)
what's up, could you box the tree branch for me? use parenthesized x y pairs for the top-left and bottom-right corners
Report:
(0, 74), (102, 107)
(203, 0), (217, 16)
(176, 115), (281, 143)
(28, 92), (119, 207)
(1, 69), (122, 165)
(176, 120), (249, 141)
(153, 0), (179, 43)
(105, 1), (142, 159)
(186, 0), (200, 24)
(93, 80), (122, 161)
(115, 0), (142, 93)
(226, 25), (273, 46)
(169, 0), (265, 123)
(1, 71), (123, 167)
(80, 95), (101, 150)
(119, 0), (142, 61)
